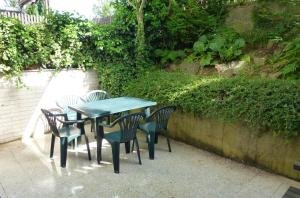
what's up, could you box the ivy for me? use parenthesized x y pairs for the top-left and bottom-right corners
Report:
(124, 70), (300, 137)
(0, 11), (137, 83)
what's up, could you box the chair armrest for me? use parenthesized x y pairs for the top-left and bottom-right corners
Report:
(54, 113), (67, 117)
(99, 112), (146, 128)
(52, 113), (68, 121)
(98, 121), (116, 128)
(98, 115), (126, 128)
(57, 119), (85, 125)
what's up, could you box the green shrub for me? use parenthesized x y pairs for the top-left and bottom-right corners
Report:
(154, 49), (186, 65)
(186, 28), (245, 67)
(0, 10), (138, 82)
(165, 0), (218, 49)
(44, 12), (96, 69)
(124, 70), (300, 137)
(0, 17), (32, 81)
(145, 0), (228, 51)
(241, 29), (270, 47)
(251, 2), (300, 43)
(98, 62), (137, 96)
(270, 37), (300, 79)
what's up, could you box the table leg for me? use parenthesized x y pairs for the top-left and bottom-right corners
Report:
(76, 112), (82, 143)
(96, 117), (103, 164)
(148, 132), (155, 160)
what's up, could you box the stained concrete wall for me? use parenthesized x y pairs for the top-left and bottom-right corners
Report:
(0, 69), (98, 143)
(168, 111), (300, 181)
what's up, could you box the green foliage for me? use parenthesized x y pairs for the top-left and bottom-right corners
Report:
(25, 0), (47, 15)
(0, 12), (100, 79)
(44, 12), (97, 69)
(0, 17), (27, 81)
(98, 62), (137, 96)
(187, 28), (245, 67)
(154, 49), (186, 65)
(0, 10), (138, 82)
(165, 0), (218, 49)
(93, 0), (114, 18)
(241, 29), (270, 47)
(270, 37), (300, 79)
(142, 0), (229, 53)
(249, 1), (300, 45)
(124, 70), (300, 137)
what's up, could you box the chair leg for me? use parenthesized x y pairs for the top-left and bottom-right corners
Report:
(50, 134), (55, 158)
(125, 141), (130, 154)
(111, 142), (120, 173)
(148, 132), (155, 160)
(107, 116), (111, 125)
(155, 133), (158, 144)
(90, 119), (95, 132)
(72, 139), (75, 149)
(60, 137), (68, 168)
(131, 139), (135, 152)
(166, 137), (172, 152)
(84, 135), (91, 160)
(74, 138), (78, 149)
(135, 138), (142, 165)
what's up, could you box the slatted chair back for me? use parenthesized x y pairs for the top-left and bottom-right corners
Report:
(84, 90), (109, 102)
(41, 109), (60, 137)
(117, 113), (144, 142)
(147, 106), (176, 132)
(56, 95), (84, 115)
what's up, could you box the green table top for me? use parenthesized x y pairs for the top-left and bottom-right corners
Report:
(69, 97), (157, 118)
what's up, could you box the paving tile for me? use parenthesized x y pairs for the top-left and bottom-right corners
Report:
(0, 130), (300, 198)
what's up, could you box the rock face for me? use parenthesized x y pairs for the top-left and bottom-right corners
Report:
(215, 61), (248, 77)
(225, 4), (255, 33)
(168, 63), (200, 75)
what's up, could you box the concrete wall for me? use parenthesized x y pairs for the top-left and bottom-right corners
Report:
(0, 69), (98, 143)
(168, 111), (300, 181)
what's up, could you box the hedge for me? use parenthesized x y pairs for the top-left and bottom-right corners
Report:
(124, 70), (300, 137)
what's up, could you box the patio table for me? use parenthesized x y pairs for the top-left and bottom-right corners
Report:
(69, 96), (157, 164)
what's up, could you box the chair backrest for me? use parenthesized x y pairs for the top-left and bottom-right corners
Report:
(116, 112), (145, 142)
(41, 109), (60, 137)
(84, 90), (109, 102)
(56, 95), (84, 115)
(147, 106), (176, 132)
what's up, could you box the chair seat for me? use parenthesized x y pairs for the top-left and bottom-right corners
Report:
(138, 122), (156, 133)
(104, 131), (121, 143)
(59, 126), (82, 141)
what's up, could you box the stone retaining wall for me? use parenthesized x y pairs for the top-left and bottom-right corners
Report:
(168, 111), (300, 180)
(0, 69), (98, 143)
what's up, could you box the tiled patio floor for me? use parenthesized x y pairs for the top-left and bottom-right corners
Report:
(1, 127), (300, 198)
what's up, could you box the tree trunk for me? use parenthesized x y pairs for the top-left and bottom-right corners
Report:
(135, 0), (146, 64)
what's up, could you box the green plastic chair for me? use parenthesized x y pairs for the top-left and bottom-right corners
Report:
(56, 95), (85, 120)
(41, 109), (91, 167)
(99, 112), (145, 173)
(83, 90), (111, 132)
(83, 90), (109, 102)
(136, 106), (176, 160)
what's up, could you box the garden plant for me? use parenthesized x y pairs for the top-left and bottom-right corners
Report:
(0, 0), (299, 137)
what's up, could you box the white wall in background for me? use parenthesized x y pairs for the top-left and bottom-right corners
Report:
(0, 69), (98, 143)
